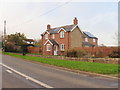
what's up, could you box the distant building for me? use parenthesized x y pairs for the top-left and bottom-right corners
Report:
(23, 39), (35, 44)
(41, 18), (98, 55)
(82, 31), (98, 47)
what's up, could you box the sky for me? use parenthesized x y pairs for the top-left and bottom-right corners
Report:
(0, 0), (118, 46)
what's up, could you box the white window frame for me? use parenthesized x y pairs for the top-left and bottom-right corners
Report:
(60, 44), (65, 51)
(52, 34), (55, 39)
(93, 38), (96, 42)
(85, 38), (88, 42)
(45, 34), (48, 40)
(60, 31), (64, 38)
(46, 44), (50, 51)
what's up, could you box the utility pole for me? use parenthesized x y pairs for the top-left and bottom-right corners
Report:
(3, 20), (6, 51)
(4, 20), (6, 37)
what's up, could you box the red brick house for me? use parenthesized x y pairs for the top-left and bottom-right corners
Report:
(41, 18), (98, 55)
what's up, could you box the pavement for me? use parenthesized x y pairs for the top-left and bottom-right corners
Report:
(2, 54), (119, 88)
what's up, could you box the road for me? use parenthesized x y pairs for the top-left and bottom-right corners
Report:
(2, 54), (119, 88)
(2, 67), (42, 88)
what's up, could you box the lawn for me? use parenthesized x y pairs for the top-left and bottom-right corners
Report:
(3, 52), (119, 75)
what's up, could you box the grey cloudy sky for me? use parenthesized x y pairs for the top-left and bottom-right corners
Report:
(0, 0), (118, 46)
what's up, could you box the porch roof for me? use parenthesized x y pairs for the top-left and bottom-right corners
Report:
(49, 39), (59, 45)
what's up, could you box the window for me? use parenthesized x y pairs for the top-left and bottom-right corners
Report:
(85, 38), (88, 42)
(60, 31), (64, 38)
(52, 34), (55, 39)
(45, 34), (48, 40)
(46, 44), (50, 51)
(60, 44), (65, 51)
(93, 39), (96, 42)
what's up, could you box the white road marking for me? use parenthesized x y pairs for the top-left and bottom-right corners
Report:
(0, 63), (53, 88)
(6, 70), (12, 73)
(26, 77), (29, 80)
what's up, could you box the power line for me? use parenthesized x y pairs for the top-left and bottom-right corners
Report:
(26, 1), (71, 23)
(10, 0), (72, 29)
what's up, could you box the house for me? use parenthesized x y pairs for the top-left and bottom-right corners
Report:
(82, 31), (98, 47)
(41, 17), (98, 55)
(23, 39), (35, 44)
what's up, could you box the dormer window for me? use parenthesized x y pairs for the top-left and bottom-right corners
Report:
(85, 38), (88, 42)
(45, 34), (48, 40)
(60, 31), (64, 38)
(52, 34), (55, 39)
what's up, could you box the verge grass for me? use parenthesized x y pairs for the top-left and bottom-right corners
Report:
(3, 52), (119, 75)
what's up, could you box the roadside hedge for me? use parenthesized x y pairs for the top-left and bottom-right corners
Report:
(65, 49), (87, 58)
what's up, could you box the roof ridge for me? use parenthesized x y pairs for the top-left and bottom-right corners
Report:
(49, 24), (74, 30)
(44, 24), (77, 34)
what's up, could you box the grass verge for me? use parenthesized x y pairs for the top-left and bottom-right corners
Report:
(3, 52), (119, 75)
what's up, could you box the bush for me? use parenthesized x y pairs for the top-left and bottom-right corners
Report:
(95, 50), (103, 58)
(65, 49), (87, 58)
(109, 51), (120, 58)
(4, 42), (22, 53)
(76, 50), (88, 57)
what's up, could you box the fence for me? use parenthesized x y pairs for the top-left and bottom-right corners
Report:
(73, 46), (119, 57)
(27, 47), (40, 54)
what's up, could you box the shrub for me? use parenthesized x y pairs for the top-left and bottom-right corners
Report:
(76, 50), (87, 58)
(65, 49), (87, 58)
(95, 50), (103, 58)
(4, 42), (22, 53)
(109, 51), (120, 58)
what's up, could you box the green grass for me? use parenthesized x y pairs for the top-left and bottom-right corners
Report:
(3, 52), (119, 75)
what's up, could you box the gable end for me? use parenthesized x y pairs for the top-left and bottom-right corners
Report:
(57, 28), (66, 33)
(44, 40), (53, 45)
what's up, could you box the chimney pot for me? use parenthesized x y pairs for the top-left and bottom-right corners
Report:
(47, 24), (51, 30)
(73, 17), (78, 25)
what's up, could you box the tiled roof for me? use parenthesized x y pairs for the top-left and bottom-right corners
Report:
(46, 24), (76, 34)
(82, 42), (95, 47)
(83, 31), (97, 39)
(42, 24), (98, 40)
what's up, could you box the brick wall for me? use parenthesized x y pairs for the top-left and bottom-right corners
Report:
(27, 47), (40, 54)
(43, 41), (53, 55)
(28, 54), (119, 65)
(52, 30), (69, 51)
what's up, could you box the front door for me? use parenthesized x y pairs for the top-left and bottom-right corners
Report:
(54, 45), (58, 55)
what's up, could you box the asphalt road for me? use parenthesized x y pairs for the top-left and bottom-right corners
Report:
(2, 54), (119, 88)
(2, 67), (42, 88)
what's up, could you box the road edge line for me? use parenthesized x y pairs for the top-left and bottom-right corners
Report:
(0, 63), (53, 88)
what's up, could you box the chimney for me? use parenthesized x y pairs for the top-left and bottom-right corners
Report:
(73, 17), (78, 25)
(47, 24), (51, 30)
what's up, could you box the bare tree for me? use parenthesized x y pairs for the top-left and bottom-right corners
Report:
(34, 39), (42, 48)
